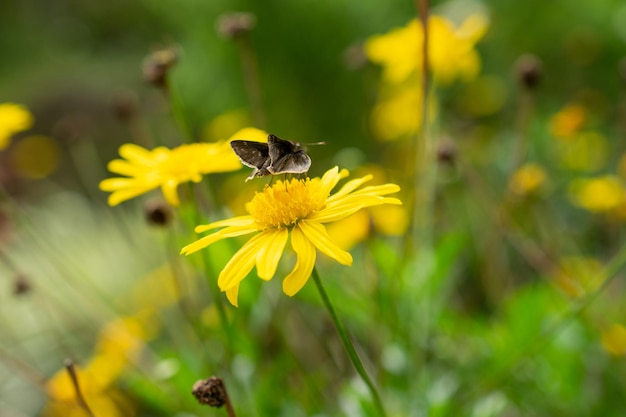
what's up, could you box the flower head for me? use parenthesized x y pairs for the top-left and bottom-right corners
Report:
(0, 103), (33, 150)
(181, 167), (401, 306)
(99, 128), (268, 207)
(568, 175), (625, 213)
(365, 14), (488, 86)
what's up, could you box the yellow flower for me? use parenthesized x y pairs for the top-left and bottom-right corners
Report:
(549, 104), (586, 139)
(508, 163), (547, 196)
(551, 256), (604, 298)
(365, 14), (488, 85)
(181, 167), (402, 306)
(99, 129), (261, 206)
(0, 103), (33, 150)
(601, 324), (626, 356)
(568, 175), (625, 213)
(10, 134), (61, 178)
(557, 131), (609, 172)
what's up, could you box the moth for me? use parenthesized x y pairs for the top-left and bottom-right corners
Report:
(230, 134), (312, 181)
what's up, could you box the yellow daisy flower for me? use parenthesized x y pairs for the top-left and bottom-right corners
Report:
(99, 127), (268, 206)
(181, 167), (402, 306)
(365, 13), (488, 85)
(0, 103), (34, 150)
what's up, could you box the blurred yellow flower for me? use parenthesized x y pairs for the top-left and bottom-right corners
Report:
(508, 163), (547, 196)
(10, 134), (61, 178)
(568, 175), (625, 213)
(365, 14), (488, 85)
(99, 128), (266, 206)
(181, 166), (402, 306)
(202, 108), (252, 142)
(44, 315), (149, 417)
(371, 87), (424, 141)
(601, 324), (626, 356)
(549, 104), (586, 139)
(557, 131), (608, 172)
(552, 256), (604, 298)
(0, 103), (33, 150)
(327, 204), (409, 251)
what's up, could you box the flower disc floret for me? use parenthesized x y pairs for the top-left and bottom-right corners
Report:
(181, 166), (402, 306)
(248, 178), (327, 229)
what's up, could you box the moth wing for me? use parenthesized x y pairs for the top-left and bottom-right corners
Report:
(230, 140), (270, 169)
(269, 151), (311, 174)
(267, 134), (311, 174)
(267, 134), (298, 163)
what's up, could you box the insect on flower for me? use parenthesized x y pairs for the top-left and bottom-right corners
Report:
(230, 134), (312, 181)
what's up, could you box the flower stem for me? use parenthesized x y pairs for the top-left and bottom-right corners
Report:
(311, 267), (387, 417)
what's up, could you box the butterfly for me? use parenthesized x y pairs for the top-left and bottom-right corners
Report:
(230, 134), (312, 181)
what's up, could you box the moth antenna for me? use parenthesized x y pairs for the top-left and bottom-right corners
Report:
(304, 141), (327, 146)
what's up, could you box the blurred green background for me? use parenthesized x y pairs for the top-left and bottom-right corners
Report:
(2, 0), (626, 416)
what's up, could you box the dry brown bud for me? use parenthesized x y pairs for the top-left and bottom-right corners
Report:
(192, 376), (227, 407)
(142, 47), (179, 89)
(216, 12), (256, 39)
(145, 199), (173, 226)
(515, 54), (543, 90)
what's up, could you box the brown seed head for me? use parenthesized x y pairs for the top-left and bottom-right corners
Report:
(145, 199), (173, 227)
(515, 54), (543, 90)
(142, 47), (179, 88)
(13, 274), (31, 296)
(436, 139), (457, 165)
(216, 12), (256, 39)
(192, 376), (227, 407)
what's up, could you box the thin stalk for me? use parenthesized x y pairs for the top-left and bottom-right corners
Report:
(64, 359), (96, 417)
(311, 267), (387, 417)
(234, 33), (266, 129)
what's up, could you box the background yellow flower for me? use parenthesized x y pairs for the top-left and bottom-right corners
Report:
(0, 103), (33, 150)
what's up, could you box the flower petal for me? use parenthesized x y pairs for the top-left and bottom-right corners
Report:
(119, 144), (157, 165)
(194, 216), (256, 233)
(106, 186), (157, 206)
(217, 232), (268, 293)
(299, 220), (352, 265)
(256, 228), (289, 281)
(160, 179), (180, 206)
(282, 225), (317, 296)
(225, 284), (240, 307)
(326, 175), (373, 202)
(180, 225), (258, 255)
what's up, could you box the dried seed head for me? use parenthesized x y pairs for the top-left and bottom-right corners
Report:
(145, 199), (173, 227)
(436, 139), (457, 165)
(515, 54), (543, 90)
(142, 47), (179, 89)
(216, 12), (256, 39)
(13, 274), (31, 296)
(343, 43), (367, 71)
(192, 376), (227, 407)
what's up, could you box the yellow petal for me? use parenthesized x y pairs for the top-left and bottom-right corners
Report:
(107, 186), (156, 206)
(299, 220), (352, 265)
(326, 175), (373, 202)
(225, 285), (240, 307)
(194, 216), (256, 233)
(217, 232), (267, 292)
(119, 143), (156, 165)
(160, 179), (180, 206)
(107, 159), (150, 176)
(180, 225), (257, 255)
(283, 225), (317, 296)
(256, 228), (289, 280)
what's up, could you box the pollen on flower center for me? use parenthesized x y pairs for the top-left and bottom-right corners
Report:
(247, 177), (327, 229)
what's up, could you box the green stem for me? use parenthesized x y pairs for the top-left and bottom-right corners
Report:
(311, 267), (387, 417)
(188, 186), (234, 352)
